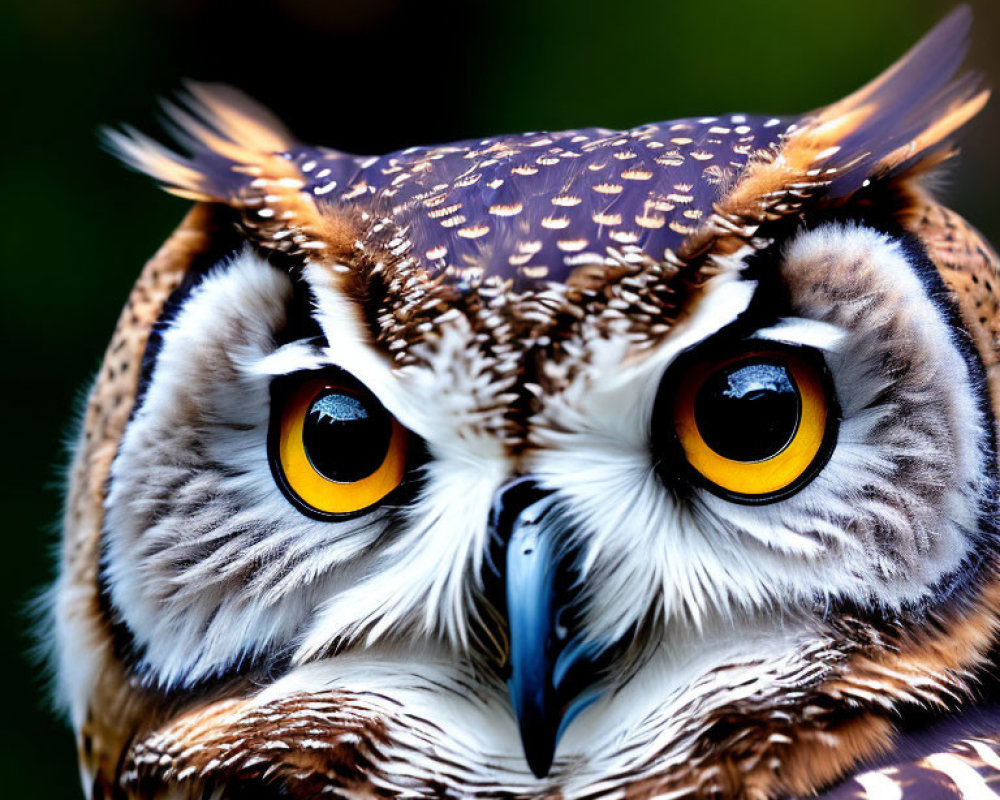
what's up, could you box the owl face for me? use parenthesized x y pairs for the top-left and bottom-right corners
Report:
(101, 218), (990, 771)
(56, 8), (1000, 800)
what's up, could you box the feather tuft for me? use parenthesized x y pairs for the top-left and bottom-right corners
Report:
(104, 83), (361, 260)
(681, 4), (989, 264)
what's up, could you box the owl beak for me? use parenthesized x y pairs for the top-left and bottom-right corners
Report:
(489, 478), (605, 779)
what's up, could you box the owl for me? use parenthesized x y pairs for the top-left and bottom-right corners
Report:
(51, 6), (1000, 799)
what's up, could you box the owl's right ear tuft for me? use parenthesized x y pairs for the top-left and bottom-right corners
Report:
(103, 83), (361, 261)
(102, 82), (298, 202)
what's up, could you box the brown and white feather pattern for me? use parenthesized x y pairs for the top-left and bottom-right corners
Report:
(52, 6), (1000, 800)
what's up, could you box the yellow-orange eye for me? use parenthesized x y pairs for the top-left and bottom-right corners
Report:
(669, 347), (837, 503)
(269, 373), (408, 518)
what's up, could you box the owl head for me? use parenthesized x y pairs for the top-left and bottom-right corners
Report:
(52, 6), (1000, 799)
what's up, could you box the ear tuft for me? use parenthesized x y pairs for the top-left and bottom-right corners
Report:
(103, 83), (361, 260)
(680, 5), (989, 264)
(102, 83), (299, 202)
(764, 3), (988, 201)
(810, 3), (987, 194)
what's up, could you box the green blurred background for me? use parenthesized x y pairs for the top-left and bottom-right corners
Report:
(2, 0), (997, 796)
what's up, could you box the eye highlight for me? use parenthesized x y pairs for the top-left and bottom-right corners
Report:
(269, 373), (408, 518)
(667, 346), (837, 503)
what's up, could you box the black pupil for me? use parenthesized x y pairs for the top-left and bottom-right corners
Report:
(302, 389), (392, 483)
(694, 360), (801, 462)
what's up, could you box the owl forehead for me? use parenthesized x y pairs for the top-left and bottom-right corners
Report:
(290, 114), (788, 288)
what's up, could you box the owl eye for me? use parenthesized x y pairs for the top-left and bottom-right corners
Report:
(269, 372), (408, 518)
(667, 346), (837, 503)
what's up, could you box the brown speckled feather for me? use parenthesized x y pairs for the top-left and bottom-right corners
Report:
(59, 205), (227, 796)
(907, 195), (1000, 432)
(58, 6), (1000, 800)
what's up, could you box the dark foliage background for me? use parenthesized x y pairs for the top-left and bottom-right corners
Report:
(3, 1), (997, 796)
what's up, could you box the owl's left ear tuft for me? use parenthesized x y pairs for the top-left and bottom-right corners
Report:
(775, 3), (989, 197)
(803, 3), (988, 197)
(681, 5), (988, 264)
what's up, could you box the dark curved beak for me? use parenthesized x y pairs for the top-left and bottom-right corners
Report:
(489, 478), (606, 779)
